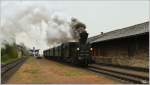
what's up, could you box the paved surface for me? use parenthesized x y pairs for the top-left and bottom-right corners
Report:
(7, 57), (121, 84)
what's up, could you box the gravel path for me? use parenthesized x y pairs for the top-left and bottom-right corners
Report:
(7, 57), (121, 84)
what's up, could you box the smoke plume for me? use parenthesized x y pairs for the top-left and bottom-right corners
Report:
(0, 5), (86, 54)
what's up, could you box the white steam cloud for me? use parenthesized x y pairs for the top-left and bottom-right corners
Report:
(0, 5), (76, 54)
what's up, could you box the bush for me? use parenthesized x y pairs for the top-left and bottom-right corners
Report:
(1, 43), (19, 64)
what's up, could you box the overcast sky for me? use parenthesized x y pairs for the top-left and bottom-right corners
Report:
(1, 0), (149, 37)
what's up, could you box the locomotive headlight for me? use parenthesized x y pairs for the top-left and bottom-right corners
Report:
(77, 48), (80, 51)
(90, 48), (93, 51)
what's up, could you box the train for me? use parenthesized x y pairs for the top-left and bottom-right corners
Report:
(43, 31), (93, 66)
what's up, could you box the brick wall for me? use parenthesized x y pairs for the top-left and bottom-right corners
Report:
(92, 33), (149, 68)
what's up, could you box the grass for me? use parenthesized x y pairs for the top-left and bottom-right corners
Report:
(1, 43), (19, 64)
(23, 69), (39, 74)
(64, 70), (83, 77)
(26, 57), (35, 64)
(1, 57), (19, 64)
(1, 43), (29, 64)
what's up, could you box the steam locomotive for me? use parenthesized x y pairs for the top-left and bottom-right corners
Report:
(43, 31), (93, 66)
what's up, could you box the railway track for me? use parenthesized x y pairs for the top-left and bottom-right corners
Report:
(88, 64), (149, 84)
(1, 57), (28, 84)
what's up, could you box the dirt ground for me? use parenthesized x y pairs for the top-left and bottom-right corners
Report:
(7, 57), (121, 84)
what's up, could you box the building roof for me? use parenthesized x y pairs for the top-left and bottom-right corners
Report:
(87, 34), (102, 43)
(91, 21), (149, 44)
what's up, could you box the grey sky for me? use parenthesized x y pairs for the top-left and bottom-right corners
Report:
(1, 0), (149, 37)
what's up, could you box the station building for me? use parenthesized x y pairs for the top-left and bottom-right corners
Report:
(88, 21), (149, 69)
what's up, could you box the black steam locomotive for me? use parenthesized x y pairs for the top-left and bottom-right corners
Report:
(43, 31), (93, 66)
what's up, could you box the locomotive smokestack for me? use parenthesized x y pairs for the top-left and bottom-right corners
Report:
(70, 18), (88, 43)
(101, 32), (104, 35)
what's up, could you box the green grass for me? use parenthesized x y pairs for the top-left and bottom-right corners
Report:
(1, 56), (19, 64)
(23, 69), (39, 74)
(64, 70), (83, 77)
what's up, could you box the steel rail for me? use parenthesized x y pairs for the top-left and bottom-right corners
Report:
(1, 57), (28, 84)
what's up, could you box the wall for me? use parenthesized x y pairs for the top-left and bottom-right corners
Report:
(92, 33), (149, 68)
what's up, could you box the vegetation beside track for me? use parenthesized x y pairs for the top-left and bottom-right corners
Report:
(1, 43), (18, 64)
(1, 43), (29, 64)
